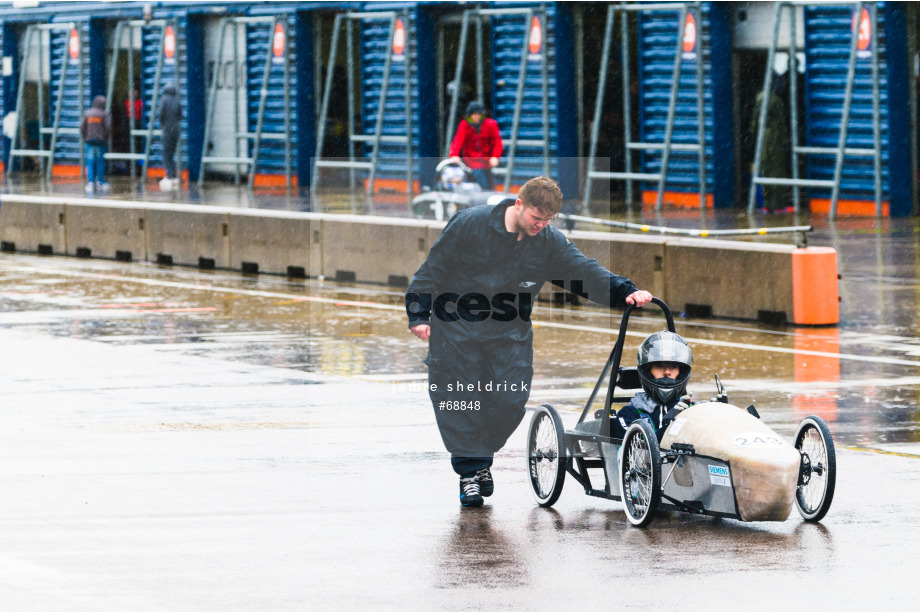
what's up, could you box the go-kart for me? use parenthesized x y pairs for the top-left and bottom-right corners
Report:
(526, 298), (836, 527)
(411, 159), (509, 221)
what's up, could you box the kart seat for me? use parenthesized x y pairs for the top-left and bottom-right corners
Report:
(591, 367), (643, 421)
(610, 367), (643, 403)
(616, 366), (641, 391)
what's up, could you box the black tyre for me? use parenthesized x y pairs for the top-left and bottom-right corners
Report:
(794, 415), (836, 522)
(618, 420), (661, 527)
(527, 404), (567, 507)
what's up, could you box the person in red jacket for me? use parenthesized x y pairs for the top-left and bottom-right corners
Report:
(449, 100), (503, 189)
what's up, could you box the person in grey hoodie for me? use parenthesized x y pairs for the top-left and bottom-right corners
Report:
(80, 95), (112, 194)
(158, 83), (181, 187)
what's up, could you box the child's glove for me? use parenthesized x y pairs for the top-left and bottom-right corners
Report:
(673, 393), (693, 413)
(665, 394), (693, 421)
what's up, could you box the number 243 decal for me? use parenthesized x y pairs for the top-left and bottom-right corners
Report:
(732, 432), (784, 448)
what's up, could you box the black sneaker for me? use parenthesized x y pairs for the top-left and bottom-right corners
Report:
(459, 477), (483, 507)
(476, 468), (494, 497)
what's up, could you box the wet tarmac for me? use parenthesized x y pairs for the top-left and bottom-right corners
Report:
(1, 226), (919, 608)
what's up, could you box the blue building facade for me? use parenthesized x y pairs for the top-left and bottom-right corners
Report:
(0, 1), (913, 215)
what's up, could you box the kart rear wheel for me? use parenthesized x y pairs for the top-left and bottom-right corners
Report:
(618, 420), (661, 527)
(527, 404), (567, 507)
(794, 415), (836, 522)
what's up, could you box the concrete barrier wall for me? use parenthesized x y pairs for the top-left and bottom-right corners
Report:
(666, 238), (796, 321)
(229, 210), (323, 277)
(322, 215), (431, 286)
(145, 204), (231, 269)
(539, 230), (668, 304)
(0, 199), (66, 254)
(665, 239), (839, 325)
(64, 202), (147, 261)
(0, 196), (839, 324)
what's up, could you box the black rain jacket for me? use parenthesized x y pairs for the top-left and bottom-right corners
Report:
(158, 84), (181, 139)
(406, 200), (638, 367)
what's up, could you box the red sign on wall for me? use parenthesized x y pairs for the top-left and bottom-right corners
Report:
(854, 7), (872, 58)
(68, 28), (80, 64)
(682, 13), (697, 60)
(272, 22), (286, 64)
(392, 18), (406, 60)
(164, 26), (176, 64)
(528, 16), (543, 61)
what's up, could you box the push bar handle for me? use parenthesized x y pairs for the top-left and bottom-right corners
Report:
(620, 296), (675, 336)
(580, 297), (676, 428)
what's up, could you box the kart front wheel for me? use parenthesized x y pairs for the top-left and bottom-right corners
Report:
(619, 420), (661, 527)
(527, 404), (567, 507)
(794, 415), (836, 522)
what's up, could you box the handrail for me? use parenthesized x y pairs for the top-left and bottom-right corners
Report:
(558, 214), (812, 247)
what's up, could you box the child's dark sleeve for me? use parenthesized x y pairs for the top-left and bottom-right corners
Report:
(613, 405), (640, 439)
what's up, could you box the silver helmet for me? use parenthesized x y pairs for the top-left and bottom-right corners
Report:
(637, 331), (693, 406)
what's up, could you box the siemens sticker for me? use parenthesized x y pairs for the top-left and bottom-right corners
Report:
(709, 464), (730, 487)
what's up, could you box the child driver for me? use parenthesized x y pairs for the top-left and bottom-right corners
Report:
(613, 331), (694, 441)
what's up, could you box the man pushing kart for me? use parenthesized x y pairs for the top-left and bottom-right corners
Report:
(406, 176), (652, 507)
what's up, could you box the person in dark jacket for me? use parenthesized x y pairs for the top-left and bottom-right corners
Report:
(610, 331), (694, 441)
(406, 176), (652, 507)
(80, 95), (112, 194)
(749, 74), (790, 213)
(448, 100), (503, 189)
(158, 83), (181, 190)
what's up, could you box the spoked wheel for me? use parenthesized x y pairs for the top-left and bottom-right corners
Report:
(794, 415), (837, 522)
(618, 420), (661, 527)
(527, 404), (567, 507)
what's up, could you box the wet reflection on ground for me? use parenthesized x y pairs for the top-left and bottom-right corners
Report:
(1, 224), (919, 453)
(1, 215), (919, 607)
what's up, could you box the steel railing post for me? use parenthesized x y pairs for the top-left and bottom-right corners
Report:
(249, 20), (276, 189)
(403, 10), (414, 199)
(656, 7), (687, 211)
(583, 4), (615, 214)
(312, 13), (341, 201)
(748, 3), (782, 214)
(869, 2), (882, 216)
(143, 22), (168, 181)
(444, 10), (469, 158)
(693, 4), (707, 211)
(200, 18), (229, 185)
(622, 8), (633, 209)
(502, 9), (533, 194)
(829, 1), (862, 219)
(789, 4), (801, 212)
